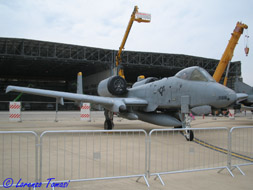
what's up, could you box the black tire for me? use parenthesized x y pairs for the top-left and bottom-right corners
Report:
(186, 130), (194, 141)
(104, 119), (114, 130)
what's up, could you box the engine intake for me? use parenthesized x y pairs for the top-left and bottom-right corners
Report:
(97, 76), (127, 97)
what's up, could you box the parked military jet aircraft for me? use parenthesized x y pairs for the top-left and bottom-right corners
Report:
(6, 66), (247, 140)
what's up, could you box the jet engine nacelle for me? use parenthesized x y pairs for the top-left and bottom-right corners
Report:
(97, 76), (127, 97)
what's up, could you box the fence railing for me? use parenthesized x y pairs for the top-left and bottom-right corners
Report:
(0, 131), (38, 187)
(228, 126), (253, 175)
(39, 130), (149, 187)
(148, 127), (232, 185)
(0, 127), (252, 188)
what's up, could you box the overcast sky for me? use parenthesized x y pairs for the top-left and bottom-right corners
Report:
(0, 0), (252, 85)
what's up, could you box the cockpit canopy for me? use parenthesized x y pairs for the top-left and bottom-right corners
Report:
(175, 66), (215, 82)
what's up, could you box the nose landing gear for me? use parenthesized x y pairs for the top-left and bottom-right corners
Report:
(182, 113), (194, 141)
(184, 130), (194, 141)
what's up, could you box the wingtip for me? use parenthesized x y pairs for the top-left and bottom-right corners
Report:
(5, 86), (13, 93)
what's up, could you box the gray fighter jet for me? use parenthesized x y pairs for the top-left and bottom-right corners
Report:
(6, 66), (247, 140)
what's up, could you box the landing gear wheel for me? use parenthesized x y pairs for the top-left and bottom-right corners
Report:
(104, 109), (114, 130)
(185, 130), (194, 141)
(104, 119), (114, 130)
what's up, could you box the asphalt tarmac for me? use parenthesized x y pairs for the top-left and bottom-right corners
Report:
(0, 111), (252, 190)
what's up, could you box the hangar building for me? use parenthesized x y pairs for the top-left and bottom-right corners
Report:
(0, 38), (241, 110)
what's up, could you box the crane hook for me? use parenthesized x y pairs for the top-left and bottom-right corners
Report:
(244, 30), (249, 56)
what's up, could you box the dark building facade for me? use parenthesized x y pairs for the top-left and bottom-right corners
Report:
(0, 38), (241, 110)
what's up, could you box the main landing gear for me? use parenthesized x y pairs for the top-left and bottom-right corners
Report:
(104, 109), (114, 130)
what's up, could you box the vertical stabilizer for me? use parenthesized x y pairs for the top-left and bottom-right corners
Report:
(77, 72), (83, 94)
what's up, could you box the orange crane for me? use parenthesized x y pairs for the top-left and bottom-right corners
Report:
(213, 22), (249, 86)
(116, 6), (151, 78)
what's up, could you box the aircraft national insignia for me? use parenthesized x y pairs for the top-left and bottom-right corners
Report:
(158, 86), (165, 96)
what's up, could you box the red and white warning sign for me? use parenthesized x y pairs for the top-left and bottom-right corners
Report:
(229, 109), (235, 120)
(80, 103), (91, 121)
(9, 102), (21, 122)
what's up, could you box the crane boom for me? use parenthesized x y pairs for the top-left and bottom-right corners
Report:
(116, 6), (151, 78)
(213, 22), (248, 83)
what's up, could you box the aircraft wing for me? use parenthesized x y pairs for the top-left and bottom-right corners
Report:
(6, 86), (148, 112)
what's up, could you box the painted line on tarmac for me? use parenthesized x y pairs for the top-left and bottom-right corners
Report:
(193, 137), (253, 162)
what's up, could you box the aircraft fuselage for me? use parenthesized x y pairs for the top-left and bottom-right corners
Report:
(128, 76), (236, 112)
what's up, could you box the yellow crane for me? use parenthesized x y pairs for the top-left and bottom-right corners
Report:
(116, 6), (151, 78)
(213, 22), (249, 86)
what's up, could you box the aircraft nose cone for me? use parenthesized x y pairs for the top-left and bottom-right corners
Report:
(216, 88), (237, 108)
(228, 92), (237, 104)
(210, 83), (238, 108)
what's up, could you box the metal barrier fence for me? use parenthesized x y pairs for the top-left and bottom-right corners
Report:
(148, 128), (232, 185)
(229, 126), (253, 175)
(0, 127), (253, 188)
(0, 131), (38, 187)
(39, 130), (149, 187)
